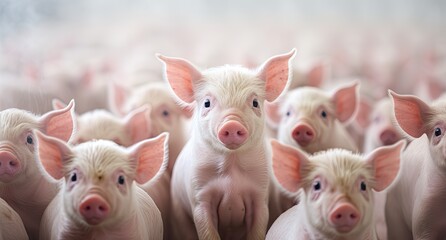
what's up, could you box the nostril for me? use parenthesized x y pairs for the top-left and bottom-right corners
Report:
(350, 213), (357, 219)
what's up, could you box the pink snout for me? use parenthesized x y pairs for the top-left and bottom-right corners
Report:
(79, 194), (110, 225)
(380, 129), (398, 146)
(0, 151), (20, 178)
(329, 203), (361, 233)
(292, 124), (315, 147)
(218, 120), (249, 150)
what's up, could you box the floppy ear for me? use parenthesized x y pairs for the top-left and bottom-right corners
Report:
(271, 139), (310, 193)
(129, 133), (169, 184)
(258, 49), (296, 102)
(331, 81), (359, 123)
(35, 131), (73, 181)
(389, 90), (431, 139)
(157, 54), (202, 104)
(39, 99), (76, 142)
(365, 140), (406, 191)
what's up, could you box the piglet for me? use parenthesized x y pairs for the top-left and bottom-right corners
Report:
(267, 140), (405, 240)
(158, 49), (295, 239)
(386, 91), (446, 239)
(52, 99), (151, 147)
(0, 100), (75, 239)
(265, 82), (359, 154)
(0, 197), (28, 240)
(36, 131), (168, 240)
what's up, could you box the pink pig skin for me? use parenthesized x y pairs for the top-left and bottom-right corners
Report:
(265, 82), (359, 155)
(0, 101), (75, 240)
(386, 91), (446, 239)
(36, 132), (168, 240)
(158, 49), (295, 240)
(267, 140), (405, 240)
(0, 197), (29, 240)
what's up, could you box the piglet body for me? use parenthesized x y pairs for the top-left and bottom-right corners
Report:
(37, 132), (168, 240)
(159, 49), (295, 239)
(0, 197), (28, 240)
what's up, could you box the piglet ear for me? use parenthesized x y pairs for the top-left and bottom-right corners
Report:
(271, 139), (310, 193)
(331, 81), (359, 123)
(258, 49), (296, 102)
(264, 101), (282, 129)
(130, 132), (169, 184)
(157, 54), (202, 104)
(354, 97), (373, 129)
(108, 81), (129, 116)
(124, 105), (152, 145)
(306, 62), (325, 88)
(35, 131), (73, 181)
(365, 140), (406, 192)
(39, 99), (76, 143)
(389, 90), (431, 139)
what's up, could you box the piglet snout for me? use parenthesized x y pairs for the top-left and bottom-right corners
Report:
(380, 129), (398, 146)
(218, 120), (248, 150)
(79, 194), (110, 225)
(329, 203), (360, 233)
(292, 124), (315, 147)
(0, 151), (20, 178)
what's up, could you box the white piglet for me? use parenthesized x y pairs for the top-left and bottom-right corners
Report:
(265, 82), (359, 154)
(158, 49), (295, 239)
(267, 140), (405, 240)
(36, 132), (168, 240)
(0, 101), (75, 239)
(386, 91), (446, 239)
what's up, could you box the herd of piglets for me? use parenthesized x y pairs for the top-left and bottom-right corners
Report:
(1, 36), (446, 240)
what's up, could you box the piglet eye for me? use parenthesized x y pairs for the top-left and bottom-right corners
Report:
(321, 110), (327, 119)
(26, 135), (34, 144)
(360, 181), (367, 191)
(71, 173), (77, 182)
(252, 99), (259, 108)
(118, 175), (125, 185)
(286, 111), (291, 117)
(435, 128), (442, 137)
(162, 110), (169, 117)
(204, 99), (211, 108)
(313, 180), (321, 191)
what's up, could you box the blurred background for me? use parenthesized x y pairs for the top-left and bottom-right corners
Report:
(1, 0), (445, 113)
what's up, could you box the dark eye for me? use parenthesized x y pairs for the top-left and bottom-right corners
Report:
(118, 175), (125, 185)
(71, 173), (77, 182)
(321, 110), (327, 119)
(360, 181), (367, 191)
(313, 180), (321, 191)
(204, 99), (210, 108)
(26, 135), (33, 144)
(162, 110), (169, 117)
(252, 99), (259, 108)
(435, 128), (442, 137)
(286, 111), (291, 117)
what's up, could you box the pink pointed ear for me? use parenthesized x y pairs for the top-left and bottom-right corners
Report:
(130, 132), (169, 184)
(156, 54), (202, 104)
(39, 99), (76, 142)
(35, 131), (72, 181)
(306, 62), (325, 88)
(355, 97), (373, 129)
(365, 140), (406, 191)
(258, 49), (296, 102)
(52, 98), (67, 110)
(264, 100), (282, 129)
(271, 140), (310, 193)
(108, 81), (129, 116)
(332, 81), (359, 123)
(124, 105), (152, 145)
(389, 90), (431, 138)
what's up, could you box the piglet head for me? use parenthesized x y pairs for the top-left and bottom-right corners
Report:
(0, 100), (75, 184)
(390, 90), (446, 169)
(36, 131), (168, 226)
(271, 139), (404, 237)
(158, 49), (295, 152)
